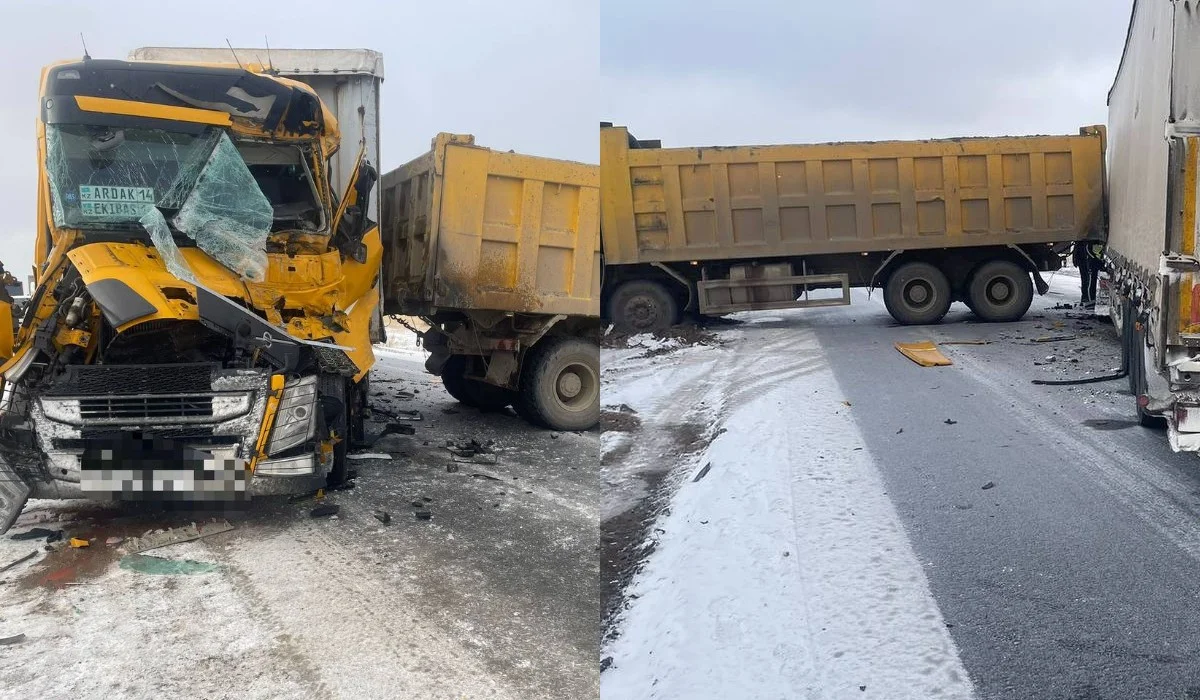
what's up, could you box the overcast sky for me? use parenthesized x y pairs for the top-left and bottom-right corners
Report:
(601, 0), (1132, 146)
(0, 0), (597, 285)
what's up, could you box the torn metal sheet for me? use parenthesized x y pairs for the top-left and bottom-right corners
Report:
(347, 453), (391, 461)
(122, 520), (234, 555)
(895, 341), (953, 367)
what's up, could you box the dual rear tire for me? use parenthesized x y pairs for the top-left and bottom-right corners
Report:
(884, 259), (1033, 325)
(440, 337), (600, 431)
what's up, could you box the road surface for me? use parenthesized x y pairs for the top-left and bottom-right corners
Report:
(602, 272), (1200, 699)
(0, 339), (599, 700)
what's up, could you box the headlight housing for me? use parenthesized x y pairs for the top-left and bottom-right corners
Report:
(265, 375), (318, 455)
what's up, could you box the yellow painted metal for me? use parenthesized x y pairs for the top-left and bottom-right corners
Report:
(0, 303), (11, 361)
(600, 125), (1108, 265)
(1179, 137), (1199, 334)
(74, 95), (233, 126)
(250, 373), (286, 472)
(894, 340), (953, 367)
(381, 134), (600, 317)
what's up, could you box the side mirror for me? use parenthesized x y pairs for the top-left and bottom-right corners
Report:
(333, 153), (378, 262)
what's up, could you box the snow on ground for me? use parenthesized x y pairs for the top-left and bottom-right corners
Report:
(602, 326), (976, 699)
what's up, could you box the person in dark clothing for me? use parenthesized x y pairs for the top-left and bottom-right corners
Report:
(1072, 241), (1104, 308)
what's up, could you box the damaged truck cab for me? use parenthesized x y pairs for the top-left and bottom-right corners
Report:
(0, 58), (382, 532)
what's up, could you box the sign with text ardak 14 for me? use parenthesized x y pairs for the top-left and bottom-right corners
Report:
(79, 185), (155, 218)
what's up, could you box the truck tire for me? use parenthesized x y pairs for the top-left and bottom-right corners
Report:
(515, 337), (600, 431)
(967, 260), (1034, 322)
(883, 262), (952, 325)
(319, 375), (351, 486)
(1126, 310), (1167, 429)
(440, 355), (514, 411)
(608, 280), (678, 333)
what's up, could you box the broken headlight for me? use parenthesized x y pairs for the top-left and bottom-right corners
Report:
(266, 375), (318, 455)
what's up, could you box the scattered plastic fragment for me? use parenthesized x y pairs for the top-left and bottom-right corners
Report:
(982, 481), (996, 490)
(68, 538), (90, 548)
(414, 510), (432, 521)
(895, 341), (952, 367)
(0, 550), (37, 573)
(692, 463), (712, 482)
(124, 521), (234, 555)
(119, 554), (220, 576)
(105, 537), (124, 546)
(348, 453), (391, 461)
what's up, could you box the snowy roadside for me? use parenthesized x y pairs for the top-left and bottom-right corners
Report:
(601, 325), (975, 699)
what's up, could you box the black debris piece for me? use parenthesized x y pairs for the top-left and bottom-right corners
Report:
(471, 473), (502, 482)
(981, 481), (996, 490)
(310, 504), (340, 518)
(446, 464), (460, 473)
(9, 528), (61, 542)
(944, 419), (958, 425)
(442, 408), (459, 415)
(422, 497), (433, 503)
(600, 657), (614, 673)
(381, 422), (416, 436)
(692, 463), (712, 482)
(896, 428), (904, 434)
(0, 633), (25, 646)
(411, 500), (425, 508)
(373, 510), (391, 525)
(414, 510), (432, 521)
(0, 550), (37, 573)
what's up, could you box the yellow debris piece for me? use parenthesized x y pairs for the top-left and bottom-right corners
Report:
(895, 341), (953, 367)
(69, 538), (90, 548)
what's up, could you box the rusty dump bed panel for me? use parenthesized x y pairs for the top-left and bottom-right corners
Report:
(600, 125), (1106, 266)
(380, 134), (600, 317)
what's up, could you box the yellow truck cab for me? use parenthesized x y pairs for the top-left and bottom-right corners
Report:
(0, 57), (383, 532)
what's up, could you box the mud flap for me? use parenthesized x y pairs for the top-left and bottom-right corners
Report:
(0, 460), (30, 535)
(1032, 269), (1050, 295)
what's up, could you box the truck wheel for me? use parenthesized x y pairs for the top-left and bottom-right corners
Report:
(883, 262), (952, 325)
(516, 337), (600, 431)
(608, 280), (678, 333)
(968, 260), (1034, 322)
(1127, 312), (1167, 429)
(319, 375), (351, 486)
(440, 355), (514, 411)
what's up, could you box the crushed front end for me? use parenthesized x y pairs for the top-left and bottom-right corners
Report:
(0, 58), (383, 533)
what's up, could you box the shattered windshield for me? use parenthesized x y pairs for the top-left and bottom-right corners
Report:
(46, 125), (219, 228)
(46, 124), (328, 283)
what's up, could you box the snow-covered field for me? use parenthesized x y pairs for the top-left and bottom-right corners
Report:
(601, 325), (976, 699)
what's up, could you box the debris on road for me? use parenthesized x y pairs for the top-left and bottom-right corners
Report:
(944, 418), (958, 425)
(0, 550), (37, 573)
(123, 521), (235, 555)
(372, 434), (410, 454)
(895, 341), (953, 367)
(371, 405), (423, 421)
(381, 422), (417, 436)
(414, 510), (433, 521)
(310, 504), (340, 518)
(940, 340), (991, 346)
(453, 453), (498, 464)
(1032, 335), (1077, 343)
(446, 438), (498, 464)
(692, 463), (712, 482)
(0, 633), (26, 646)
(105, 537), (124, 546)
(982, 481), (996, 490)
(373, 510), (391, 525)
(68, 538), (90, 548)
(349, 452), (392, 461)
(119, 554), (220, 576)
(471, 472), (502, 482)
(9, 527), (61, 542)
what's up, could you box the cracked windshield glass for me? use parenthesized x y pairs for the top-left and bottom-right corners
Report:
(45, 124), (323, 282)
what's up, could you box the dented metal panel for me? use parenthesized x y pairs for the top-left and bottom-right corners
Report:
(381, 134), (600, 317)
(600, 125), (1107, 266)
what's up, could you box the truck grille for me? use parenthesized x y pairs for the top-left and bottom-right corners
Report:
(45, 364), (217, 396)
(78, 395), (215, 422)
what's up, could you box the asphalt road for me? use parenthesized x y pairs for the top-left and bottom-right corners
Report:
(801, 280), (1200, 699)
(0, 348), (599, 700)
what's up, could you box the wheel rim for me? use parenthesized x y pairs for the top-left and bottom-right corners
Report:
(622, 296), (660, 331)
(554, 361), (598, 412)
(903, 279), (934, 310)
(986, 276), (1014, 305)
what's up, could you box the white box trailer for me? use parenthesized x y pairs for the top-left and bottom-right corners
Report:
(130, 47), (386, 343)
(1106, 1), (1200, 447)
(129, 47), (383, 224)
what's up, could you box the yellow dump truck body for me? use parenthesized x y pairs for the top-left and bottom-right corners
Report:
(600, 125), (1106, 266)
(382, 134), (600, 317)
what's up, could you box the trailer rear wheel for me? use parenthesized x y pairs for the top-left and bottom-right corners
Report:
(609, 280), (678, 333)
(968, 260), (1034, 322)
(515, 337), (600, 431)
(883, 262), (952, 325)
(440, 355), (514, 411)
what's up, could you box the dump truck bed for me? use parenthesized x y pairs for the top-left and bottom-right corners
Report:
(381, 134), (600, 317)
(600, 126), (1106, 266)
